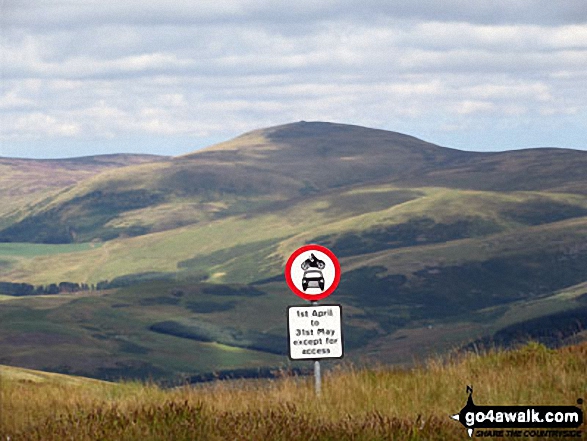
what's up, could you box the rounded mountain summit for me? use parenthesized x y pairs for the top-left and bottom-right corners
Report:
(1, 121), (586, 244)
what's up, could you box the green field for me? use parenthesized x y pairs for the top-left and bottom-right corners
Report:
(0, 242), (100, 258)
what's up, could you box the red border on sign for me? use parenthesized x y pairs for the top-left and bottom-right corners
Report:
(285, 244), (340, 301)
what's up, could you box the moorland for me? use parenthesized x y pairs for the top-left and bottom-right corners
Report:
(0, 121), (586, 381)
(1, 342), (585, 440)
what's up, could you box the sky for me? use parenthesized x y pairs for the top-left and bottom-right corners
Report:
(1, 1), (586, 159)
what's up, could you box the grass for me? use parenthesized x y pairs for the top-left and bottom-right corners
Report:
(490, 281), (587, 332)
(0, 155), (166, 230)
(1, 185), (586, 287)
(4, 122), (587, 248)
(1, 122), (586, 286)
(1, 210), (587, 381)
(0, 242), (100, 257)
(1, 171), (587, 390)
(1, 342), (585, 440)
(0, 283), (286, 380)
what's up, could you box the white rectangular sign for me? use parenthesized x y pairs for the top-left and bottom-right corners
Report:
(287, 304), (343, 360)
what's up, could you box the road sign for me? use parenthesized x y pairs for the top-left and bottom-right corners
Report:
(285, 244), (340, 301)
(287, 304), (343, 360)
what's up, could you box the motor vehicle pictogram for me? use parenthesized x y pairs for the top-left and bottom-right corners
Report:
(302, 269), (325, 291)
(300, 253), (326, 291)
(285, 245), (340, 301)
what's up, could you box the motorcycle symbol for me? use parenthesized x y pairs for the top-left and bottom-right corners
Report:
(301, 253), (326, 291)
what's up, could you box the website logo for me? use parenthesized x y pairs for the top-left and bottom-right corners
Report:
(450, 386), (583, 438)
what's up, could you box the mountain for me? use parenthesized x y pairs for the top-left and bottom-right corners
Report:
(0, 154), (168, 232)
(2, 122), (587, 244)
(196, 122), (587, 194)
(0, 122), (465, 243)
(0, 121), (586, 381)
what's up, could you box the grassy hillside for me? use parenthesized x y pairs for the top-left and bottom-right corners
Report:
(0, 282), (285, 381)
(0, 363), (109, 386)
(1, 185), (587, 286)
(0, 154), (167, 232)
(1, 342), (585, 440)
(0, 210), (586, 380)
(406, 147), (587, 194)
(3, 122), (587, 244)
(0, 181), (587, 284)
(1, 122), (587, 382)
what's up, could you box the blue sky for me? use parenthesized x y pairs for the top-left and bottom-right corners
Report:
(1, 1), (586, 158)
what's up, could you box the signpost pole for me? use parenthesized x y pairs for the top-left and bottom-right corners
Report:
(314, 360), (321, 397)
(311, 300), (321, 397)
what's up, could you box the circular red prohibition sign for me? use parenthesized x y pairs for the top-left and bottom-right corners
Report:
(285, 244), (341, 301)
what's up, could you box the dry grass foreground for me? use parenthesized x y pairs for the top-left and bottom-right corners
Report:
(1, 342), (586, 440)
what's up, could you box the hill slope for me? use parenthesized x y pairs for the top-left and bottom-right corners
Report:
(0, 122), (586, 381)
(196, 122), (587, 194)
(0, 154), (168, 232)
(2, 122), (587, 244)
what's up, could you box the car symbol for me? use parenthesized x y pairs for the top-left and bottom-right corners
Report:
(302, 270), (325, 291)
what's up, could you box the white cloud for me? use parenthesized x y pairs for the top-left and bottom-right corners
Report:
(0, 88), (36, 110)
(1, 1), (586, 156)
(453, 100), (495, 115)
(10, 112), (81, 138)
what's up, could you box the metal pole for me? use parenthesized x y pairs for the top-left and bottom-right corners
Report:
(314, 360), (321, 397)
(311, 300), (321, 397)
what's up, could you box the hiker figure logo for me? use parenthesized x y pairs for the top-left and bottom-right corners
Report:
(450, 386), (584, 438)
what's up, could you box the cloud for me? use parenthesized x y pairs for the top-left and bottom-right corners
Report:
(10, 112), (81, 138)
(4, 0), (587, 29)
(1, 1), (586, 156)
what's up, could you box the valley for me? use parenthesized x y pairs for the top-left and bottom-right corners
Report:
(0, 122), (586, 382)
